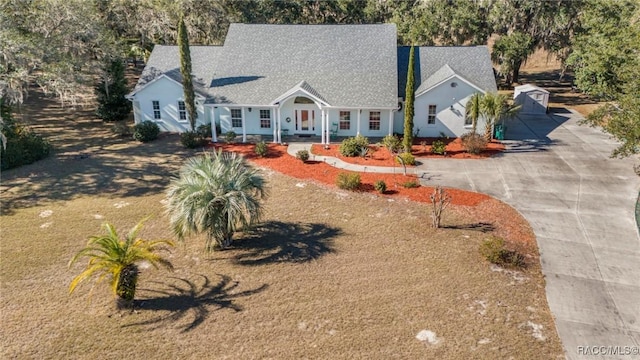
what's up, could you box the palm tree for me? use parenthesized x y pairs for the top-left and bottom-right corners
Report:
(464, 93), (483, 134)
(69, 219), (174, 309)
(165, 150), (267, 251)
(481, 93), (521, 141)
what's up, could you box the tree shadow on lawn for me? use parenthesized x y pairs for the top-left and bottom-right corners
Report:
(0, 134), (196, 215)
(231, 221), (340, 266)
(443, 222), (495, 233)
(127, 274), (268, 333)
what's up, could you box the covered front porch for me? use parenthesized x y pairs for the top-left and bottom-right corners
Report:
(207, 80), (396, 145)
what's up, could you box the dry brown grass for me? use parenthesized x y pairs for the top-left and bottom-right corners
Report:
(0, 87), (564, 359)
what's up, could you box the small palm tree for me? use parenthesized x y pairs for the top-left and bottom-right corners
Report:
(69, 219), (174, 309)
(481, 93), (521, 141)
(166, 150), (267, 251)
(465, 93), (483, 134)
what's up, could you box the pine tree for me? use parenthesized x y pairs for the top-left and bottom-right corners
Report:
(95, 58), (131, 122)
(178, 16), (197, 131)
(403, 46), (415, 153)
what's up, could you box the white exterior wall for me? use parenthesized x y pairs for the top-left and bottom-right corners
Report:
(359, 110), (391, 138)
(132, 77), (208, 132)
(394, 106), (405, 135)
(326, 109), (356, 137)
(412, 77), (486, 137)
(216, 106), (274, 135)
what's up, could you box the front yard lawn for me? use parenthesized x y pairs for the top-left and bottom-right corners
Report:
(0, 90), (562, 359)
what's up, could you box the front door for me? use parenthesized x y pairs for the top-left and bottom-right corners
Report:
(295, 109), (315, 134)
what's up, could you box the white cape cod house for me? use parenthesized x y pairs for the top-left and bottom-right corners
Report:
(127, 24), (497, 143)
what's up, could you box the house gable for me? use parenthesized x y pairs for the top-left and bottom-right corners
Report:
(416, 70), (486, 97)
(271, 81), (330, 107)
(398, 46), (497, 100)
(128, 74), (205, 100)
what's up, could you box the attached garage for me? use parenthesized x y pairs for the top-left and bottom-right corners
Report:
(514, 84), (549, 114)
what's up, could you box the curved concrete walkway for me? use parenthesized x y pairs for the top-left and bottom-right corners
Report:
(287, 111), (640, 359)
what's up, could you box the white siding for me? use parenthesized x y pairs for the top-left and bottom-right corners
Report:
(411, 77), (486, 137)
(216, 106), (274, 135)
(132, 77), (208, 132)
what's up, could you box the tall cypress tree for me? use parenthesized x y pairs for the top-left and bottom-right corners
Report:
(178, 16), (197, 131)
(403, 46), (415, 153)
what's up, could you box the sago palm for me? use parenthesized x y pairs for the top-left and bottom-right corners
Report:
(481, 93), (521, 141)
(68, 219), (174, 309)
(165, 150), (267, 251)
(465, 93), (483, 134)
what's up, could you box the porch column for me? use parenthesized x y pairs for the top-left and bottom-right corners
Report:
(321, 109), (326, 144)
(276, 107), (282, 143)
(211, 107), (217, 142)
(241, 107), (247, 143)
(388, 109), (393, 136)
(272, 107), (278, 143)
(357, 109), (361, 136)
(325, 110), (331, 143)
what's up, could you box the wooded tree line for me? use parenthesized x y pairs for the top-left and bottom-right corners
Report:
(1, 0), (638, 157)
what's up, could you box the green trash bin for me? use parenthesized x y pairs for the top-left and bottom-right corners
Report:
(494, 124), (505, 140)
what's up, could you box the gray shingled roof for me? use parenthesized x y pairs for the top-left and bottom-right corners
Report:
(397, 46), (497, 99)
(132, 45), (223, 98)
(136, 28), (496, 107)
(210, 24), (398, 107)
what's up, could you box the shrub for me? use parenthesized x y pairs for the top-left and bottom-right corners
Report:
(255, 140), (268, 157)
(1, 128), (52, 170)
(224, 131), (236, 143)
(111, 121), (131, 137)
(339, 134), (369, 157)
(336, 172), (361, 190)
(296, 149), (309, 162)
(381, 134), (402, 153)
(374, 180), (387, 193)
(197, 124), (212, 138)
(480, 236), (526, 268)
(461, 132), (487, 154)
(431, 140), (446, 155)
(401, 180), (420, 188)
(180, 131), (208, 149)
(132, 121), (160, 142)
(395, 152), (416, 165)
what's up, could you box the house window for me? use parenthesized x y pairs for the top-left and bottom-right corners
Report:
(231, 108), (242, 128)
(369, 111), (381, 131)
(464, 114), (472, 126)
(260, 109), (271, 128)
(339, 111), (350, 130)
(178, 101), (187, 121)
(152, 101), (160, 119)
(428, 105), (436, 124)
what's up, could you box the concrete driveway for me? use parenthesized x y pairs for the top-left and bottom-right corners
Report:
(419, 110), (640, 359)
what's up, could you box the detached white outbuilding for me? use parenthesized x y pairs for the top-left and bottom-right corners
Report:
(513, 84), (549, 114)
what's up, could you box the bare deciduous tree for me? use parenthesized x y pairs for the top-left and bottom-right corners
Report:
(430, 186), (451, 229)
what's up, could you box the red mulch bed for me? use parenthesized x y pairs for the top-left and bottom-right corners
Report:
(311, 138), (505, 167)
(210, 143), (489, 206)
(207, 142), (536, 255)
